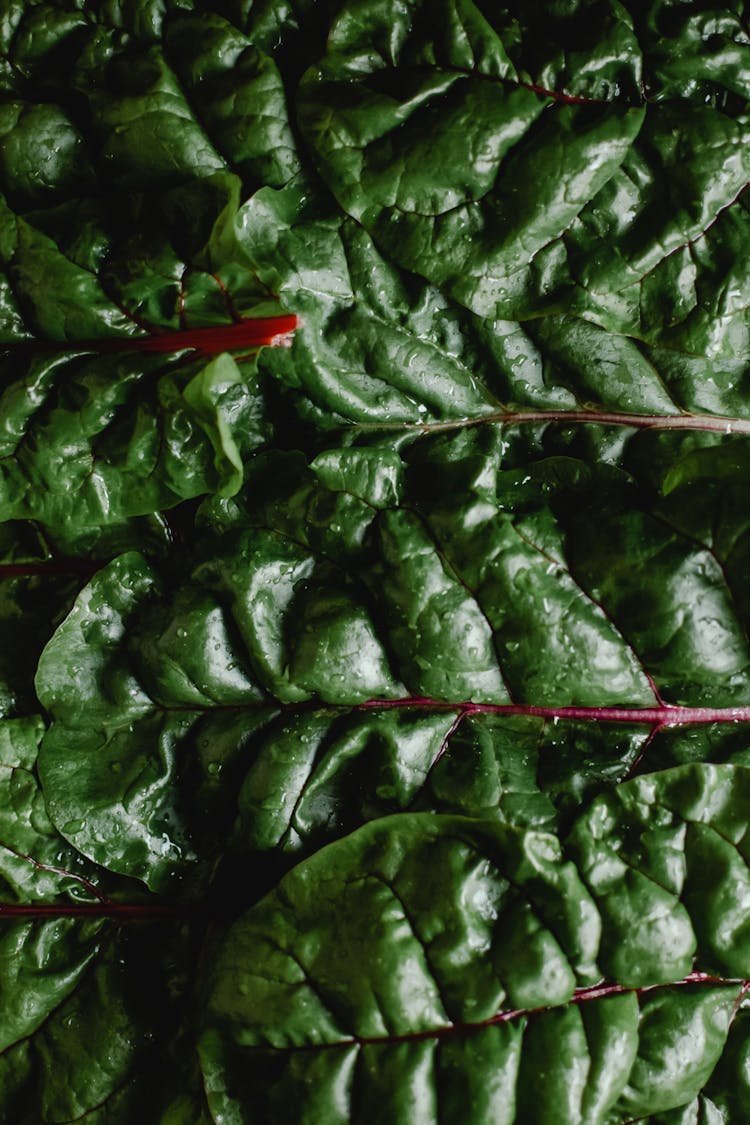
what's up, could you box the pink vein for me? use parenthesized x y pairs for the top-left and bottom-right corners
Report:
(276, 972), (747, 1051)
(2, 843), (106, 903)
(358, 698), (750, 728)
(360, 409), (750, 435)
(151, 698), (750, 729)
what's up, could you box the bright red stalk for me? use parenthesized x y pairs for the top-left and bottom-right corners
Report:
(120, 315), (298, 354)
(6, 315), (298, 357)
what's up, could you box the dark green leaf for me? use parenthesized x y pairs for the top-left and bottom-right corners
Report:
(202, 768), (750, 1122)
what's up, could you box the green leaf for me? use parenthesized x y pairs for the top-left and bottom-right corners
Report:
(0, 516), (170, 717)
(35, 429), (750, 888)
(164, 13), (301, 188)
(202, 770), (750, 1122)
(3, 5), (750, 1120)
(295, 0), (750, 354)
(240, 176), (750, 427)
(702, 1003), (750, 1120)
(0, 714), (210, 1123)
(569, 763), (750, 983)
(0, 349), (268, 528)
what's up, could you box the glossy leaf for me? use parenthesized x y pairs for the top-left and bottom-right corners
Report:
(0, 349), (271, 528)
(239, 175), (750, 428)
(201, 984), (740, 1124)
(0, 0), (304, 559)
(0, 515), (171, 717)
(202, 767), (750, 1122)
(2, 3), (750, 1121)
(35, 428), (750, 887)
(0, 713), (210, 1123)
(296, 0), (750, 351)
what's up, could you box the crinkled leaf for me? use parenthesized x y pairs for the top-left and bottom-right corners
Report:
(35, 430), (750, 887)
(202, 768), (750, 1122)
(240, 176), (750, 426)
(0, 174), (281, 342)
(2, 5), (750, 1122)
(201, 984), (740, 1125)
(296, 0), (750, 352)
(0, 516), (170, 717)
(0, 349), (269, 528)
(0, 713), (210, 1123)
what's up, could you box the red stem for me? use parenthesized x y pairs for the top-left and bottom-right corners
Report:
(153, 698), (750, 729)
(3, 315), (298, 357)
(469, 972), (746, 1033)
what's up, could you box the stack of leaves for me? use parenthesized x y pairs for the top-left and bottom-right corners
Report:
(2, 0), (750, 1120)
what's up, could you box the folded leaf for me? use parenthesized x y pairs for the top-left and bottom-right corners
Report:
(0, 515), (170, 717)
(241, 177), (750, 427)
(0, 349), (273, 528)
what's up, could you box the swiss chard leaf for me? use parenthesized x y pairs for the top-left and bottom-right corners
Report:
(0, 713), (210, 1123)
(295, 0), (750, 351)
(0, 514), (171, 717)
(2, 3), (750, 1121)
(0, 173), (283, 342)
(239, 175), (750, 427)
(0, 349), (269, 528)
(33, 430), (750, 890)
(201, 986), (742, 1124)
(201, 765), (750, 1122)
